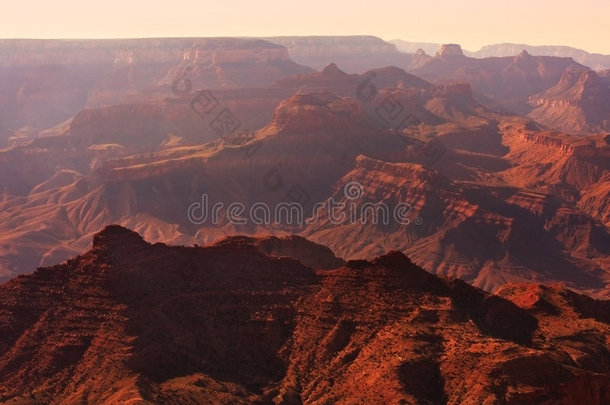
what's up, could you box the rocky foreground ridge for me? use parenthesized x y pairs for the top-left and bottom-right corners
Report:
(0, 225), (609, 404)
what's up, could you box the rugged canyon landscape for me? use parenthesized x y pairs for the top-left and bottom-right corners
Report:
(0, 27), (609, 405)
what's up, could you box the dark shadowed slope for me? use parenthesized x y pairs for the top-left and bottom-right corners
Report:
(0, 225), (609, 404)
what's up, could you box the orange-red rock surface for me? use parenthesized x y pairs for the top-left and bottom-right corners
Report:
(0, 226), (608, 404)
(529, 67), (610, 134)
(0, 85), (608, 299)
(1, 41), (609, 300)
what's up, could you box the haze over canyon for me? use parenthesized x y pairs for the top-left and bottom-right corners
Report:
(0, 34), (609, 403)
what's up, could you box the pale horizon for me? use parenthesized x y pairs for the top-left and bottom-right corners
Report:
(1, 0), (610, 55)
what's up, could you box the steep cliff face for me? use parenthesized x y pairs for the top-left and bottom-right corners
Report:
(301, 155), (610, 296)
(529, 68), (610, 134)
(578, 172), (610, 227)
(500, 122), (610, 226)
(0, 226), (608, 404)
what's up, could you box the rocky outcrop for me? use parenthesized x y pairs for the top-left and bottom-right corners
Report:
(67, 85), (296, 153)
(390, 39), (441, 56)
(515, 130), (610, 159)
(214, 234), (344, 270)
(268, 92), (368, 133)
(0, 226), (608, 403)
(436, 43), (464, 57)
(499, 122), (610, 233)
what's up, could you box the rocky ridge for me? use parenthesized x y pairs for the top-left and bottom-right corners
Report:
(0, 225), (609, 404)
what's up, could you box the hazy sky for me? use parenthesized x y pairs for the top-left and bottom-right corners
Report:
(2, 0), (610, 54)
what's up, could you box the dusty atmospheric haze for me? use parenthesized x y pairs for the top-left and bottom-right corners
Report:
(0, 1), (610, 404)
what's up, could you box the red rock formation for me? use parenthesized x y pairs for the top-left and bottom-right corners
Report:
(302, 155), (610, 296)
(1, 40), (609, 302)
(500, 122), (610, 228)
(529, 68), (610, 134)
(0, 226), (609, 403)
(268, 92), (368, 133)
(275, 62), (358, 91)
(212, 234), (344, 270)
(436, 44), (465, 57)
(0, 86), (608, 298)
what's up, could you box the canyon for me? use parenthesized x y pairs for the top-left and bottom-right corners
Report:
(0, 54), (608, 299)
(1, 35), (610, 404)
(0, 225), (608, 403)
